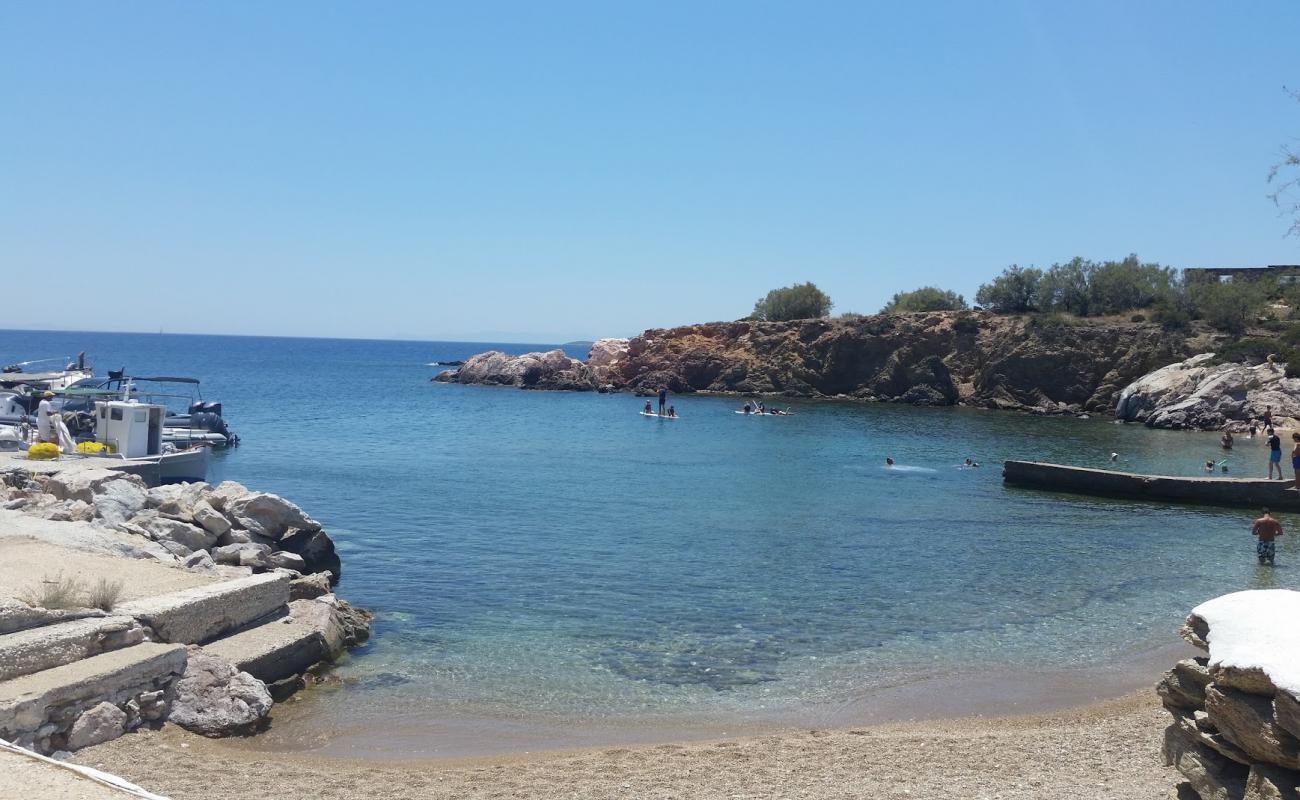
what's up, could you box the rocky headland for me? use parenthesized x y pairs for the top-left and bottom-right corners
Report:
(437, 312), (1209, 414)
(0, 465), (371, 758)
(1116, 354), (1300, 431)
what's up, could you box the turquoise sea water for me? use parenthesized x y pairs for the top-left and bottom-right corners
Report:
(3, 330), (1298, 756)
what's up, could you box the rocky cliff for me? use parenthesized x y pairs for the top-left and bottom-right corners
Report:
(438, 313), (1202, 413)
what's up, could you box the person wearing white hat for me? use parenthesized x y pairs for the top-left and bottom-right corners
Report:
(36, 390), (58, 444)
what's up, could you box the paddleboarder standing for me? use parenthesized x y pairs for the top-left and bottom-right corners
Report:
(657, 386), (667, 416)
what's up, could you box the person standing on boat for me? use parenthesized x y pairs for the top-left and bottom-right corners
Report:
(1252, 508), (1282, 566)
(1267, 428), (1284, 479)
(36, 391), (58, 444)
(657, 386), (667, 416)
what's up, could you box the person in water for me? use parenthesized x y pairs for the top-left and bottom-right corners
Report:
(657, 386), (667, 416)
(742, 402), (752, 415)
(1268, 428), (1284, 479)
(964, 458), (980, 468)
(1221, 430), (1234, 449)
(1205, 460), (1216, 473)
(1249, 423), (1258, 438)
(667, 405), (677, 418)
(885, 457), (894, 466)
(1252, 507), (1283, 565)
(643, 399), (653, 415)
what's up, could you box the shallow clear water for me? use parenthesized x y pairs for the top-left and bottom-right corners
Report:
(3, 330), (1298, 755)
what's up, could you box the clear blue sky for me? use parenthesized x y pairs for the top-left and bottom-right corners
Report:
(3, 2), (1298, 342)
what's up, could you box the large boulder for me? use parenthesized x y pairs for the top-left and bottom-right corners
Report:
(126, 511), (217, 556)
(168, 647), (272, 737)
(279, 528), (340, 578)
(224, 493), (319, 540)
(66, 701), (127, 751)
(42, 469), (133, 504)
(146, 482), (209, 522)
(587, 338), (630, 372)
(91, 477), (148, 528)
(191, 500), (231, 537)
(1117, 354), (1300, 430)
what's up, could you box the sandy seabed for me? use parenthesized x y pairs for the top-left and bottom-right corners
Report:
(70, 691), (1175, 800)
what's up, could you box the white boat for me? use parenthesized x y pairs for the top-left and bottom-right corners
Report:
(0, 398), (210, 484)
(0, 354), (93, 392)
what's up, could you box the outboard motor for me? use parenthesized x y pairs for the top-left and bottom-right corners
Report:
(189, 410), (234, 441)
(188, 400), (205, 415)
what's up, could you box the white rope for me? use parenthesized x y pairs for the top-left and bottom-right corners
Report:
(0, 738), (171, 800)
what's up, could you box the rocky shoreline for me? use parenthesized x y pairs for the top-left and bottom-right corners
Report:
(436, 312), (1208, 415)
(0, 465), (371, 758)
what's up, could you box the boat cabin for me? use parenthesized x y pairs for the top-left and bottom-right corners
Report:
(95, 400), (165, 457)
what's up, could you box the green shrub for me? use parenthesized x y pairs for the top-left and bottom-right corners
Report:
(1210, 338), (1294, 366)
(1189, 279), (1267, 334)
(976, 265), (1042, 313)
(1130, 314), (1146, 323)
(953, 314), (980, 335)
(751, 282), (833, 321)
(1152, 302), (1191, 331)
(881, 286), (967, 313)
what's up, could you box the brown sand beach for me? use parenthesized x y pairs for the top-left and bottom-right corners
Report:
(66, 689), (1175, 800)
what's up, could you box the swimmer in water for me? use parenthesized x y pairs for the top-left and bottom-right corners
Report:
(886, 457), (894, 467)
(963, 458), (980, 468)
(1110, 452), (1119, 462)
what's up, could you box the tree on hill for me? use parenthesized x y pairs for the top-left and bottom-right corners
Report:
(881, 286), (967, 313)
(975, 265), (1042, 312)
(750, 282), (833, 321)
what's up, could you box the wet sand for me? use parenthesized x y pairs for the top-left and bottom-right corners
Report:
(199, 639), (1197, 761)
(72, 689), (1177, 800)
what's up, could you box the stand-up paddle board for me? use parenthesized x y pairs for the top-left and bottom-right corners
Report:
(640, 412), (679, 419)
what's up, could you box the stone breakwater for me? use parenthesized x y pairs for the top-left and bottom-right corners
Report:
(0, 465), (372, 758)
(438, 313), (1204, 413)
(1159, 590), (1300, 799)
(1117, 353), (1300, 432)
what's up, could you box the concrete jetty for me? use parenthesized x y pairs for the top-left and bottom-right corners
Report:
(1002, 460), (1300, 511)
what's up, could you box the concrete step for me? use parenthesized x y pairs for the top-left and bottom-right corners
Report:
(0, 616), (146, 683)
(115, 572), (289, 645)
(0, 642), (186, 750)
(203, 617), (324, 685)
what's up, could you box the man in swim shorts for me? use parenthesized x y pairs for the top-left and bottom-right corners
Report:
(1267, 428), (1283, 479)
(1252, 508), (1282, 565)
(657, 386), (667, 416)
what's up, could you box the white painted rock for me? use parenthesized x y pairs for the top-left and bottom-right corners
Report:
(66, 701), (127, 751)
